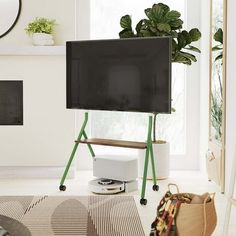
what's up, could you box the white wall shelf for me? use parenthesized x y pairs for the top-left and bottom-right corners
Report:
(0, 45), (66, 56)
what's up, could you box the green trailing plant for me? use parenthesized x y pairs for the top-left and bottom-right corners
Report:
(119, 3), (201, 142)
(25, 17), (56, 35)
(119, 3), (201, 65)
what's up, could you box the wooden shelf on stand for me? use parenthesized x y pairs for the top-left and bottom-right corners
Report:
(79, 138), (147, 149)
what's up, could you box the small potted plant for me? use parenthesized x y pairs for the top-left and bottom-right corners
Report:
(25, 17), (57, 46)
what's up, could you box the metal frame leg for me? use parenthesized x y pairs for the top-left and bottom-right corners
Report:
(141, 147), (150, 202)
(59, 112), (95, 190)
(150, 142), (157, 185)
(82, 131), (95, 158)
(140, 115), (158, 205)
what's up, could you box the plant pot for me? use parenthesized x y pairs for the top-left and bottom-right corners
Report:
(138, 141), (170, 179)
(32, 33), (54, 46)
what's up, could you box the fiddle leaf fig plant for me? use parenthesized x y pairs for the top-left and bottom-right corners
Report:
(119, 3), (201, 65)
(119, 3), (202, 142)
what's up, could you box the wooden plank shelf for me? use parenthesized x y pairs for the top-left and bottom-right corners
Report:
(78, 138), (147, 149)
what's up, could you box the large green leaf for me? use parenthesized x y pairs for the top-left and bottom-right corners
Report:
(156, 3), (170, 14)
(140, 29), (153, 37)
(179, 51), (197, 62)
(145, 8), (156, 21)
(170, 31), (178, 38)
(169, 19), (183, 29)
(185, 45), (201, 53)
(165, 10), (181, 20)
(177, 32), (186, 50)
(152, 4), (164, 21)
(181, 30), (192, 44)
(135, 19), (145, 35)
(214, 28), (223, 44)
(119, 29), (134, 38)
(174, 53), (192, 65)
(156, 23), (171, 32)
(120, 15), (132, 30)
(189, 28), (201, 41)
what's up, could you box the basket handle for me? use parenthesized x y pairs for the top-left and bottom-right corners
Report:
(168, 183), (180, 194)
(203, 193), (215, 236)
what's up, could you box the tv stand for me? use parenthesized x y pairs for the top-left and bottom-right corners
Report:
(59, 112), (159, 205)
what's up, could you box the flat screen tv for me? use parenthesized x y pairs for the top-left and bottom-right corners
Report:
(66, 37), (171, 113)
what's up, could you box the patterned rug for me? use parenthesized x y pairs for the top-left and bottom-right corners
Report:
(0, 195), (144, 236)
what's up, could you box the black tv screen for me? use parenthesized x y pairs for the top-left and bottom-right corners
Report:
(67, 37), (171, 113)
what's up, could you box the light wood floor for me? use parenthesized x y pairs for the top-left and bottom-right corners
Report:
(0, 171), (235, 236)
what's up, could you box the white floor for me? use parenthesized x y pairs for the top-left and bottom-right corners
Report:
(0, 171), (235, 236)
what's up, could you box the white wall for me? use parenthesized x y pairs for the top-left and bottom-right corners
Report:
(0, 0), (75, 45)
(185, 0), (201, 170)
(75, 0), (93, 170)
(225, 0), (236, 195)
(0, 56), (75, 166)
(0, 0), (76, 171)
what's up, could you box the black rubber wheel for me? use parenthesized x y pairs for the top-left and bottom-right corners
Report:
(140, 198), (147, 205)
(59, 185), (66, 191)
(152, 184), (159, 191)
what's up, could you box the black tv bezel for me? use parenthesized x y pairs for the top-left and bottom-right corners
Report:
(66, 37), (172, 114)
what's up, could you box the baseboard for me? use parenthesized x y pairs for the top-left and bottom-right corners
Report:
(0, 166), (76, 179)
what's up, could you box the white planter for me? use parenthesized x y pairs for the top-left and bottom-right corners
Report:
(138, 141), (170, 179)
(32, 33), (54, 46)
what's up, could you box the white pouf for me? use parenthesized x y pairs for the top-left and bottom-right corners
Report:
(93, 155), (138, 182)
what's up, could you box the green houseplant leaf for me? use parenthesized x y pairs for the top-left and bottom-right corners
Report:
(214, 28), (223, 44)
(189, 28), (201, 42)
(120, 15), (132, 30)
(213, 28), (223, 61)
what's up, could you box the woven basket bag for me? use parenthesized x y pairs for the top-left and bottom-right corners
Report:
(169, 184), (217, 236)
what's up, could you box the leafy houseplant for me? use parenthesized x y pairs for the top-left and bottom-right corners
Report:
(119, 3), (202, 178)
(119, 2), (201, 144)
(25, 17), (57, 46)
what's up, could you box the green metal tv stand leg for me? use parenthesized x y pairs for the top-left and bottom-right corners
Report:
(59, 112), (95, 191)
(140, 115), (159, 205)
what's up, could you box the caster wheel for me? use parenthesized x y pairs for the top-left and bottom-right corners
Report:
(152, 184), (159, 191)
(59, 185), (66, 191)
(140, 198), (147, 205)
